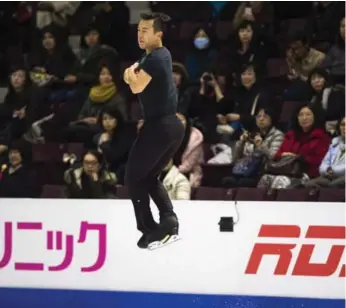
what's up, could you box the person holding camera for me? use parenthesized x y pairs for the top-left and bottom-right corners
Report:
(222, 108), (283, 188)
(188, 69), (233, 144)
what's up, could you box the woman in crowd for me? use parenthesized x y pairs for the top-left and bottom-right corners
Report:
(94, 106), (135, 185)
(257, 104), (330, 189)
(221, 20), (267, 81)
(306, 68), (345, 134)
(172, 62), (194, 116)
(29, 24), (77, 82)
(0, 141), (41, 198)
(184, 25), (219, 81)
(188, 67), (232, 144)
(77, 63), (127, 121)
(174, 113), (204, 188)
(64, 150), (117, 199)
(160, 159), (191, 200)
(305, 116), (345, 188)
(232, 2), (274, 32)
(64, 23), (120, 88)
(217, 64), (268, 138)
(321, 16), (345, 85)
(0, 67), (40, 149)
(36, 63), (127, 145)
(223, 108), (284, 188)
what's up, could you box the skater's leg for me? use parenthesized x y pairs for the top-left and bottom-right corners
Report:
(125, 136), (158, 235)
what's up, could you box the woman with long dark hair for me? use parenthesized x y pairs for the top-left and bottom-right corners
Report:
(94, 106), (135, 185)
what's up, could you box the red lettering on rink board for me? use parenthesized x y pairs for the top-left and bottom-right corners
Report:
(245, 225), (346, 277)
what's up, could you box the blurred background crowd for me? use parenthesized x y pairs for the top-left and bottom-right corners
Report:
(0, 1), (344, 202)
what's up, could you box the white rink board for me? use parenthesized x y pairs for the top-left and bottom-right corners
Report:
(0, 199), (345, 300)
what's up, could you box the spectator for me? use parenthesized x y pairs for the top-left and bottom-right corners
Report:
(0, 67), (32, 130)
(221, 20), (267, 80)
(91, 2), (130, 58)
(321, 16), (345, 85)
(160, 159), (191, 200)
(233, 2), (274, 33)
(0, 141), (41, 198)
(223, 108), (284, 188)
(184, 26), (219, 81)
(29, 24), (77, 81)
(94, 106), (135, 185)
(258, 104), (330, 189)
(64, 150), (117, 199)
(188, 69), (232, 143)
(306, 68), (345, 134)
(219, 64), (269, 137)
(307, 1), (345, 50)
(172, 62), (194, 116)
(0, 67), (41, 147)
(174, 113), (204, 188)
(36, 1), (80, 30)
(287, 32), (325, 81)
(284, 32), (325, 101)
(65, 23), (120, 87)
(37, 63), (127, 145)
(305, 116), (345, 188)
(77, 63), (127, 122)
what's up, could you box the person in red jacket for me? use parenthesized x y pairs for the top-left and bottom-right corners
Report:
(258, 103), (330, 189)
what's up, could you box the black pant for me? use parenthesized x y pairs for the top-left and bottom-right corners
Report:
(125, 114), (184, 234)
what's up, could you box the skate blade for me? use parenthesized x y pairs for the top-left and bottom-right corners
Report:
(148, 235), (181, 251)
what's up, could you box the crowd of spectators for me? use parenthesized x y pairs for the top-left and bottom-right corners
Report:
(0, 1), (344, 201)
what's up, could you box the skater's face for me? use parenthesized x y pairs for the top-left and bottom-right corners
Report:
(102, 113), (117, 132)
(83, 153), (100, 175)
(42, 32), (56, 50)
(99, 67), (113, 85)
(256, 109), (271, 130)
(10, 70), (26, 90)
(310, 73), (325, 92)
(85, 30), (100, 47)
(9, 150), (22, 167)
(138, 19), (162, 50)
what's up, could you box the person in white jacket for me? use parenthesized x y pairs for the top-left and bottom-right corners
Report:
(305, 117), (345, 188)
(161, 160), (191, 200)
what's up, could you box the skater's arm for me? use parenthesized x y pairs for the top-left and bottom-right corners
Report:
(127, 66), (152, 94)
(128, 53), (162, 94)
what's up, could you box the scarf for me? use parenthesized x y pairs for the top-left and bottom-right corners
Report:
(89, 83), (116, 103)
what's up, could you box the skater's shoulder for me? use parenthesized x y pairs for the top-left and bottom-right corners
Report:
(149, 46), (171, 60)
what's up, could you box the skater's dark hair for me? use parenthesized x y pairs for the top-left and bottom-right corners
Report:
(140, 12), (171, 34)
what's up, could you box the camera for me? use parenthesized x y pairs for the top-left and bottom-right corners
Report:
(203, 74), (212, 82)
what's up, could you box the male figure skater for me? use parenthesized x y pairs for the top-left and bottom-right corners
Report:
(123, 13), (184, 249)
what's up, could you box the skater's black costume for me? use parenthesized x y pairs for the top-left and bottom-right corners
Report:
(125, 47), (184, 248)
